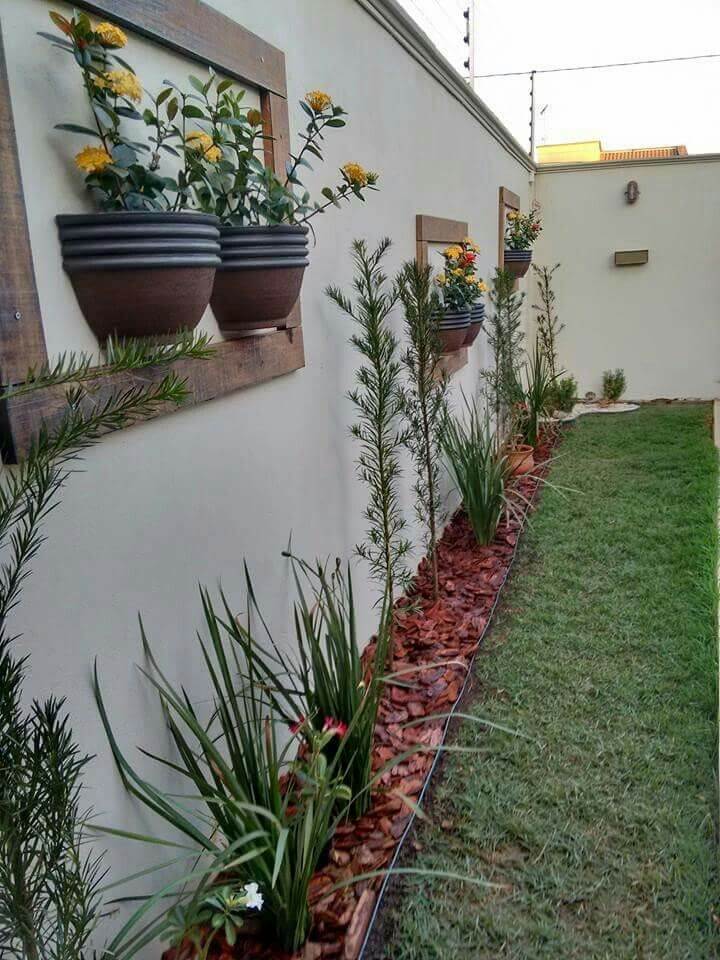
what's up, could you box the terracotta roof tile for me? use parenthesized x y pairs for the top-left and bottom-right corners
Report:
(600, 145), (688, 161)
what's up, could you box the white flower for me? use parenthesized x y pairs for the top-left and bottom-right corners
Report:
(243, 882), (263, 911)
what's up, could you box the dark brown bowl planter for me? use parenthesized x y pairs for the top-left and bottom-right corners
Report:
(435, 305), (470, 353)
(211, 225), (309, 335)
(465, 301), (485, 345)
(503, 249), (532, 278)
(57, 212), (221, 341)
(463, 321), (482, 347)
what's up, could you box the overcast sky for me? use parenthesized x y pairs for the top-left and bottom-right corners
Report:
(397, 0), (720, 154)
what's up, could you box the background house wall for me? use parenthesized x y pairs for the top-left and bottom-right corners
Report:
(534, 156), (720, 400)
(2, 0), (532, 946)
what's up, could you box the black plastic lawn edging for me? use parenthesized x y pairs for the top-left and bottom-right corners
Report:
(358, 430), (567, 960)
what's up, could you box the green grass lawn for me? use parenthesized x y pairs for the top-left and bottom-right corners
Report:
(380, 404), (719, 959)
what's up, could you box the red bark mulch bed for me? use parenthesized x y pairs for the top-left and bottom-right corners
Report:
(177, 430), (559, 960)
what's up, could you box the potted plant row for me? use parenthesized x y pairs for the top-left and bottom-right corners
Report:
(434, 237), (487, 352)
(46, 12), (378, 341)
(504, 202), (542, 278)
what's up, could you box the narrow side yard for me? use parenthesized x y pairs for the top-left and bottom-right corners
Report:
(381, 404), (719, 959)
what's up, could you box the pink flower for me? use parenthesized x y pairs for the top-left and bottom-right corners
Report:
(289, 715), (306, 735)
(322, 717), (348, 738)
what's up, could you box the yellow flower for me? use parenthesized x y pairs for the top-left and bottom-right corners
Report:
(476, 280), (488, 292)
(462, 236), (480, 252)
(435, 273), (447, 286)
(246, 108), (263, 128)
(94, 21), (127, 48)
(98, 69), (142, 102)
(74, 145), (113, 174)
(342, 162), (368, 187)
(305, 90), (333, 113)
(451, 267), (465, 277)
(186, 131), (222, 163)
(444, 244), (463, 259)
(507, 210), (519, 221)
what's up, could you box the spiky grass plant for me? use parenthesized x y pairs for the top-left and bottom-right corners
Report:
(0, 333), (213, 960)
(441, 398), (513, 547)
(516, 345), (558, 448)
(326, 239), (410, 623)
(216, 555), (389, 819)
(398, 260), (448, 601)
(94, 589), (353, 954)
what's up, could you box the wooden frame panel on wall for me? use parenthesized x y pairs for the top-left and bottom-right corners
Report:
(0, 1), (304, 461)
(497, 186), (520, 272)
(416, 214), (470, 375)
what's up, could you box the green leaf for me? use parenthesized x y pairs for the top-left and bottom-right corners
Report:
(166, 98), (178, 122)
(156, 87), (173, 106)
(325, 118), (346, 128)
(54, 123), (102, 138)
(182, 104), (205, 119)
(216, 78), (234, 94)
(188, 74), (206, 94)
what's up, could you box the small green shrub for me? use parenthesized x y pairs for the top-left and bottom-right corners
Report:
(548, 375), (577, 413)
(602, 368), (626, 402)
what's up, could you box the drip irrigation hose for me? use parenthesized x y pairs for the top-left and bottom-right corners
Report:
(358, 434), (565, 959)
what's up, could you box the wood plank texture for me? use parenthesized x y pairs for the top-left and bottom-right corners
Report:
(75, 0), (287, 95)
(497, 186), (520, 270)
(415, 214), (469, 268)
(0, 25), (49, 384)
(1, 328), (305, 461)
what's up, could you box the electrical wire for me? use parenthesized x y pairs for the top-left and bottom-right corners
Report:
(475, 51), (720, 79)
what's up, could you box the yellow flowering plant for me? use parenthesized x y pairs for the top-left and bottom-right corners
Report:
(181, 80), (379, 225)
(435, 237), (487, 309)
(43, 11), (175, 210)
(505, 201), (543, 250)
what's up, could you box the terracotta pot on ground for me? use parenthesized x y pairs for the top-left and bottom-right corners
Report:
(506, 442), (535, 476)
(211, 224), (309, 336)
(435, 305), (470, 353)
(57, 212), (221, 340)
(464, 300), (485, 346)
(503, 249), (532, 278)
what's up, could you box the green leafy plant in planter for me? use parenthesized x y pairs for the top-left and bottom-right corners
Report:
(0, 333), (214, 960)
(326, 239), (410, 652)
(602, 368), (627, 402)
(181, 81), (380, 334)
(433, 238), (488, 352)
(504, 202), (542, 278)
(398, 260), (449, 600)
(44, 12), (225, 341)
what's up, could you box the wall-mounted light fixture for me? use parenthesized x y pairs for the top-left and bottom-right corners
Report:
(624, 180), (640, 204)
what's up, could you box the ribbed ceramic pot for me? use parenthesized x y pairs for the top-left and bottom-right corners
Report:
(435, 306), (470, 353)
(57, 212), (221, 340)
(465, 301), (485, 346)
(211, 225), (309, 335)
(503, 249), (532, 278)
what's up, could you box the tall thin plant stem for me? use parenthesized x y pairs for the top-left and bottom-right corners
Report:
(531, 263), (563, 378)
(398, 260), (447, 601)
(326, 239), (410, 656)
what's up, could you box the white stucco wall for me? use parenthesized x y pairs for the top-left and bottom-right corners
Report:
(2, 0), (532, 948)
(534, 157), (720, 400)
